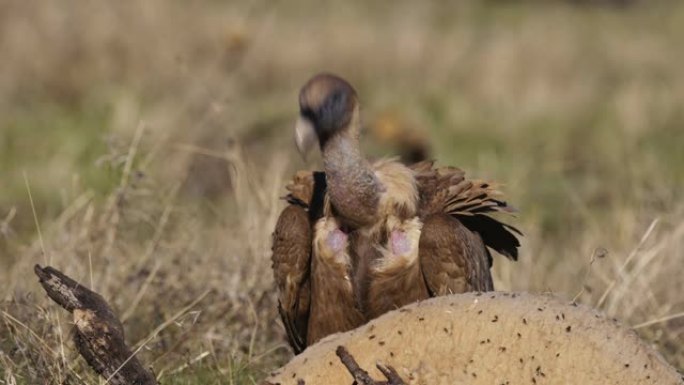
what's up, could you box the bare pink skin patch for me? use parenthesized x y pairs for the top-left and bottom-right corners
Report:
(327, 229), (348, 254)
(390, 230), (411, 256)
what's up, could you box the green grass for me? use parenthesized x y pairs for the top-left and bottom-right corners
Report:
(161, 361), (260, 385)
(0, 102), (119, 242)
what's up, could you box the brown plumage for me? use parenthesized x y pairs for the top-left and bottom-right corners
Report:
(271, 73), (521, 354)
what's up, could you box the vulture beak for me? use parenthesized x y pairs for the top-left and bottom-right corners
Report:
(295, 115), (317, 160)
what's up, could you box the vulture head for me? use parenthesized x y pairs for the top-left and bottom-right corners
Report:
(293, 73), (381, 228)
(295, 73), (360, 158)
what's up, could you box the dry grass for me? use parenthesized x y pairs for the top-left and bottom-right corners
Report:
(1, 0), (683, 383)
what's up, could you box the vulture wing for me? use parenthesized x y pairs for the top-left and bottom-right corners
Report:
(411, 161), (521, 262)
(271, 205), (311, 354)
(411, 161), (520, 294)
(419, 213), (494, 295)
(272, 171), (327, 353)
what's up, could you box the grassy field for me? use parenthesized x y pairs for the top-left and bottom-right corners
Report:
(1, 1), (683, 383)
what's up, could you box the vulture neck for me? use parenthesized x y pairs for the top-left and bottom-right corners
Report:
(322, 133), (381, 229)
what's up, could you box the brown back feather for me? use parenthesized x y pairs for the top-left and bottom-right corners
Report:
(410, 161), (521, 261)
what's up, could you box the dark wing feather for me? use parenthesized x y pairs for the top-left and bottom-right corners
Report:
(411, 161), (521, 263)
(455, 215), (521, 260)
(284, 171), (327, 221)
(419, 214), (493, 295)
(271, 205), (312, 354)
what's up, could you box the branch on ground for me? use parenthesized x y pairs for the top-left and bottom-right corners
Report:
(34, 264), (158, 385)
(335, 345), (407, 385)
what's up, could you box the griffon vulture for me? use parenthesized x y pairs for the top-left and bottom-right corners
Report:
(272, 73), (520, 354)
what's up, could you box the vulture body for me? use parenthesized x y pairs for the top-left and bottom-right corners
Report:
(272, 74), (521, 354)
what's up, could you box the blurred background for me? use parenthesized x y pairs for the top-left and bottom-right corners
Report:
(1, 0), (683, 383)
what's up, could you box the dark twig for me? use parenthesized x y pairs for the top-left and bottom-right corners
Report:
(376, 363), (406, 385)
(336, 345), (377, 384)
(335, 345), (407, 385)
(35, 265), (158, 385)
